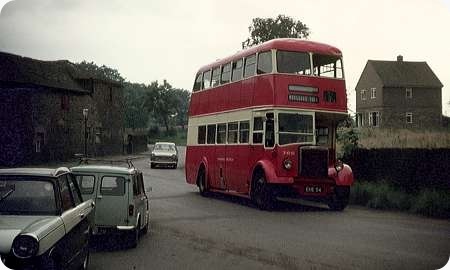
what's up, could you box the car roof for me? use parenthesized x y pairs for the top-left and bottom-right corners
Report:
(70, 165), (136, 175)
(155, 142), (176, 145)
(0, 167), (70, 178)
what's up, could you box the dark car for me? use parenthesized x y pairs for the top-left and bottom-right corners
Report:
(0, 167), (94, 270)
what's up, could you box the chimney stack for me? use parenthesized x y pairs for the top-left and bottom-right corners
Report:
(397, 55), (403, 62)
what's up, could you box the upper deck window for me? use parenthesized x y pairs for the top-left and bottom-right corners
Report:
(277, 51), (311, 75)
(278, 113), (314, 145)
(202, 70), (212, 89)
(193, 73), (202, 92)
(313, 54), (343, 79)
(231, 59), (243, 82)
(257, 51), (272, 74)
(211, 67), (221, 87)
(221, 63), (231, 84)
(243, 54), (256, 78)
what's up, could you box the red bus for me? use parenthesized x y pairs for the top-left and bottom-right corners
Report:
(185, 38), (354, 210)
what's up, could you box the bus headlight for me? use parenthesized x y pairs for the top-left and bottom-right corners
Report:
(283, 159), (293, 170)
(335, 160), (344, 172)
(12, 235), (39, 259)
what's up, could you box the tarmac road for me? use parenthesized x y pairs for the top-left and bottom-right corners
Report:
(90, 147), (450, 270)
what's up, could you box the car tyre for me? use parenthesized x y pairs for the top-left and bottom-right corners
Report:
(127, 221), (140, 249)
(79, 247), (90, 270)
(173, 164), (177, 169)
(141, 214), (149, 235)
(328, 186), (350, 211)
(251, 171), (275, 211)
(150, 162), (155, 169)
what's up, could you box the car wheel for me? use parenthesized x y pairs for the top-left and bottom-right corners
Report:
(197, 168), (208, 197)
(150, 163), (155, 169)
(80, 247), (90, 270)
(328, 186), (350, 211)
(40, 253), (59, 270)
(173, 164), (177, 169)
(251, 171), (275, 211)
(127, 222), (140, 248)
(141, 214), (149, 235)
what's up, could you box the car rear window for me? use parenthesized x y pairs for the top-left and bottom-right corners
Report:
(0, 178), (57, 215)
(100, 176), (125, 196)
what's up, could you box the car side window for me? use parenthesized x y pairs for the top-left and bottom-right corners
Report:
(68, 174), (83, 205)
(59, 175), (75, 211)
(133, 175), (139, 196)
(138, 173), (144, 195)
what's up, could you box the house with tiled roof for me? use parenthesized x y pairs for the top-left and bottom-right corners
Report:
(0, 52), (125, 166)
(355, 56), (443, 129)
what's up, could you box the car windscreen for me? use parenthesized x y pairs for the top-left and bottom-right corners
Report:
(0, 178), (57, 215)
(154, 144), (175, 152)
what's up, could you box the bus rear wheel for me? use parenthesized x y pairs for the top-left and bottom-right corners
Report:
(251, 171), (275, 211)
(197, 167), (208, 197)
(328, 186), (350, 211)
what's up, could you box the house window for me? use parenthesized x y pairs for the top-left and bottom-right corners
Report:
(369, 111), (379, 127)
(356, 113), (364, 127)
(361, 89), (367, 100)
(61, 95), (69, 110)
(371, 88), (376, 99)
(406, 113), (413, 124)
(406, 88), (412, 99)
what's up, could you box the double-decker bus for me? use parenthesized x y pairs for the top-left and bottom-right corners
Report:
(185, 38), (354, 210)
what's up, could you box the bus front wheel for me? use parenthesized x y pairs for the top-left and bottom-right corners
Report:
(328, 186), (350, 211)
(251, 171), (275, 211)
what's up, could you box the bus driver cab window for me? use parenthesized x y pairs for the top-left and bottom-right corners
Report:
(265, 113), (274, 148)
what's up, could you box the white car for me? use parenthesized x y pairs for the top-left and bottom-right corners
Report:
(150, 142), (178, 169)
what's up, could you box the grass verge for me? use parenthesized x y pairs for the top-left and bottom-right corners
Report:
(350, 181), (450, 219)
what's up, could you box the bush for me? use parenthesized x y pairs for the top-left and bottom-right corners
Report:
(412, 190), (450, 219)
(351, 181), (411, 210)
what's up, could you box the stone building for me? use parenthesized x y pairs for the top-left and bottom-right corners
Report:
(0, 52), (124, 166)
(355, 56), (443, 129)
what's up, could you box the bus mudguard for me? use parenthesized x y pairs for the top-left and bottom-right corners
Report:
(332, 164), (354, 186)
(253, 160), (294, 184)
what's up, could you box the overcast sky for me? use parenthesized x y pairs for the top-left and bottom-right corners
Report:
(1, 0), (449, 115)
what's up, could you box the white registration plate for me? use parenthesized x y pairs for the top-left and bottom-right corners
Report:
(305, 186), (322, 193)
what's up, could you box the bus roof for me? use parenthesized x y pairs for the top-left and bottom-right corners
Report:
(197, 38), (342, 73)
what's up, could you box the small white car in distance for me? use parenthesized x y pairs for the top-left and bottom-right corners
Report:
(150, 142), (178, 169)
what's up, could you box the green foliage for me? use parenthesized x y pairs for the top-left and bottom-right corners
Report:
(147, 129), (187, 146)
(123, 82), (150, 129)
(337, 128), (359, 159)
(242, 15), (310, 49)
(74, 61), (125, 83)
(412, 190), (450, 218)
(350, 181), (449, 218)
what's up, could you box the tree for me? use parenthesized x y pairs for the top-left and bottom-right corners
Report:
(75, 61), (125, 83)
(242, 15), (310, 49)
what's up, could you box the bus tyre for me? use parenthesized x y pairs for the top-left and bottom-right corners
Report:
(328, 186), (350, 211)
(197, 168), (208, 197)
(251, 172), (275, 211)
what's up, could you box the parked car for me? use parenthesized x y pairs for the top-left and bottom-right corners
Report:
(150, 142), (178, 169)
(0, 167), (93, 270)
(71, 162), (149, 248)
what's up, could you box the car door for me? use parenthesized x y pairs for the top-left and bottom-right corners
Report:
(133, 172), (147, 229)
(95, 174), (128, 227)
(57, 174), (91, 268)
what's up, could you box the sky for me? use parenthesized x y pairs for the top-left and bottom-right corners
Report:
(0, 0), (449, 115)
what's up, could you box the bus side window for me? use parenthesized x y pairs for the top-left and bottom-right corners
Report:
(220, 63), (231, 84)
(231, 59), (243, 82)
(244, 54), (256, 78)
(257, 51), (272, 74)
(239, 121), (249, 143)
(203, 70), (212, 89)
(265, 113), (274, 148)
(198, 126), (206, 144)
(211, 67), (221, 87)
(207, 124), (216, 144)
(253, 117), (263, 144)
(193, 73), (203, 91)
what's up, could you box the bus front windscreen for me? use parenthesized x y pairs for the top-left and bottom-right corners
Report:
(278, 113), (314, 145)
